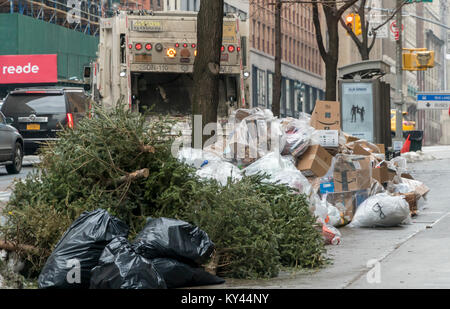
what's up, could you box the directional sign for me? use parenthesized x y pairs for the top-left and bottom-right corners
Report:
(417, 93), (450, 110)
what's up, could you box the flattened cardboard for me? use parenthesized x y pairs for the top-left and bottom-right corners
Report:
(311, 101), (341, 131)
(353, 144), (372, 156)
(334, 171), (358, 192)
(376, 144), (386, 154)
(372, 166), (390, 184)
(297, 145), (333, 177)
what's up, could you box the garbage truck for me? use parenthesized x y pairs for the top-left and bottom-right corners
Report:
(90, 10), (248, 116)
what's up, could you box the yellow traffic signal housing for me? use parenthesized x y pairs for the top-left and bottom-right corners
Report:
(403, 53), (419, 71)
(345, 13), (355, 35)
(402, 49), (435, 71)
(354, 14), (362, 36)
(416, 51), (435, 68)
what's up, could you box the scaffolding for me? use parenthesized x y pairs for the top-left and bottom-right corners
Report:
(0, 0), (145, 35)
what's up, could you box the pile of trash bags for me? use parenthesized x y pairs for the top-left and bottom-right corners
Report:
(38, 209), (224, 289)
(177, 107), (431, 246)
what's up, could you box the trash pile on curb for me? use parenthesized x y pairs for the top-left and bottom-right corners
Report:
(178, 102), (430, 245)
(38, 209), (224, 289)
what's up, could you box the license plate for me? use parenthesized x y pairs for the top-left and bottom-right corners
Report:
(26, 124), (40, 130)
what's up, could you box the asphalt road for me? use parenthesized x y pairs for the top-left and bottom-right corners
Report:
(0, 156), (38, 201)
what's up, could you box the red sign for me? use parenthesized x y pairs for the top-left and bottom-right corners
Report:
(0, 54), (57, 84)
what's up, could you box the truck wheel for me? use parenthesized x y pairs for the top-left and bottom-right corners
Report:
(6, 142), (23, 174)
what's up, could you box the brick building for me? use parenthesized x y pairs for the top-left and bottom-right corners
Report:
(249, 1), (325, 116)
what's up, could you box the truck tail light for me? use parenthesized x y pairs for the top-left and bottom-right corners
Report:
(228, 45), (235, 53)
(183, 43), (188, 48)
(175, 43), (180, 48)
(166, 48), (177, 58)
(145, 43), (152, 51)
(66, 113), (74, 129)
(237, 46), (241, 52)
(128, 44), (132, 49)
(135, 43), (142, 50)
(221, 46), (225, 52)
(191, 43), (196, 48)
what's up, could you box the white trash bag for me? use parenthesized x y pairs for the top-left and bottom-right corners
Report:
(349, 193), (411, 228)
(177, 147), (223, 169)
(196, 161), (242, 186)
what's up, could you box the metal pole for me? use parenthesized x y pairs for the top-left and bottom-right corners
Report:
(394, 0), (404, 144)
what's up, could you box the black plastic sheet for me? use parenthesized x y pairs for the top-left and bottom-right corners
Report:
(38, 209), (129, 289)
(90, 237), (167, 289)
(133, 217), (214, 265)
(152, 258), (224, 288)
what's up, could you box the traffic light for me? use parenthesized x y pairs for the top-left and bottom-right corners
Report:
(354, 14), (362, 36)
(345, 13), (355, 34)
(416, 51), (435, 68)
(402, 49), (435, 71)
(403, 53), (419, 71)
(345, 13), (362, 36)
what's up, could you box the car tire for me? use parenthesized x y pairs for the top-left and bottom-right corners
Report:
(6, 142), (23, 174)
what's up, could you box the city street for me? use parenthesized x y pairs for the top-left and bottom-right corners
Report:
(198, 146), (450, 289)
(0, 156), (38, 202)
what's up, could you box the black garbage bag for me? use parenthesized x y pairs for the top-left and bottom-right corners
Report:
(38, 209), (129, 289)
(133, 217), (214, 265)
(152, 258), (225, 288)
(90, 237), (167, 289)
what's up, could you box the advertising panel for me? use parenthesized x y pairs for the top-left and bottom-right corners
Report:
(0, 54), (57, 84)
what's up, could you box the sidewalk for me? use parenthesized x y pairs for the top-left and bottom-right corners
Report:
(200, 156), (449, 289)
(421, 145), (450, 160)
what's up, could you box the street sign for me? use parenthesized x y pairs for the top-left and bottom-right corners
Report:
(417, 93), (450, 110)
(369, 22), (388, 39)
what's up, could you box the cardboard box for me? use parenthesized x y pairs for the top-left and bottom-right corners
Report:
(352, 141), (382, 155)
(376, 144), (386, 154)
(344, 132), (360, 143)
(297, 145), (333, 177)
(353, 143), (372, 156)
(310, 101), (341, 131)
(326, 190), (369, 223)
(333, 155), (372, 192)
(372, 166), (390, 184)
(400, 192), (419, 216)
(334, 171), (359, 192)
(401, 173), (415, 180)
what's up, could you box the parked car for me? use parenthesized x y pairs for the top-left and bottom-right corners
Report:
(0, 111), (24, 174)
(1, 87), (91, 155)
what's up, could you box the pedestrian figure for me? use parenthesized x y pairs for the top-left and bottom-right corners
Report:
(351, 105), (357, 122)
(360, 106), (365, 122)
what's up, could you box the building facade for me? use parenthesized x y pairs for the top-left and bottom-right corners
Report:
(166, 0), (325, 118)
(339, 0), (450, 146)
(249, 1), (325, 117)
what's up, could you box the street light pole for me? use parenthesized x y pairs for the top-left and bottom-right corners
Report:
(394, 0), (404, 144)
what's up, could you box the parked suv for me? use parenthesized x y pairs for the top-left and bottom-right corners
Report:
(0, 111), (24, 174)
(1, 87), (90, 155)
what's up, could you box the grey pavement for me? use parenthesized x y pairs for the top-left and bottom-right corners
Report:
(201, 145), (450, 289)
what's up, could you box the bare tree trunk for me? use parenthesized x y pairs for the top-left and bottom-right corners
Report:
(192, 0), (224, 147)
(272, 0), (282, 117)
(312, 0), (359, 101)
(325, 14), (339, 101)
